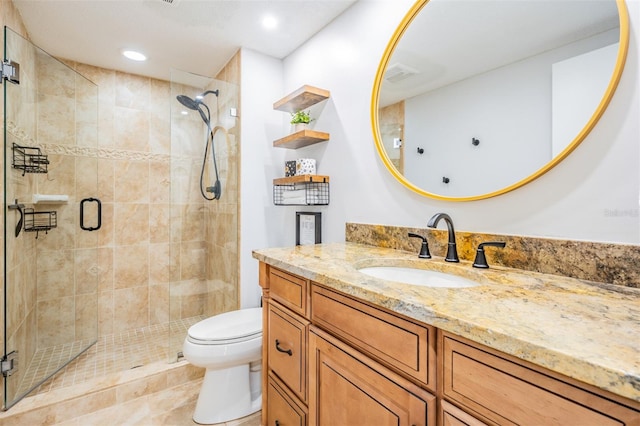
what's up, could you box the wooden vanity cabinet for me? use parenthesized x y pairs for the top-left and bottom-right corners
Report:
(309, 326), (436, 426)
(260, 263), (639, 426)
(260, 264), (311, 426)
(439, 332), (640, 426)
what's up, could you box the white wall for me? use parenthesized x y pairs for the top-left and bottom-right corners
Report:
(241, 0), (639, 299)
(274, 0), (639, 245)
(404, 31), (618, 198)
(239, 48), (285, 308)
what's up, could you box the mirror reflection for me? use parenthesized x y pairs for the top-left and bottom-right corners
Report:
(374, 0), (627, 200)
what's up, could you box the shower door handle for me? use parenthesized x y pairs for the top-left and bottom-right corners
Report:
(80, 197), (101, 231)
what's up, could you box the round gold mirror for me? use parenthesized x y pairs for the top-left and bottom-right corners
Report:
(371, 0), (629, 201)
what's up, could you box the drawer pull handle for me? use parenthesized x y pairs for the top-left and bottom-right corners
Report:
(275, 339), (293, 356)
(275, 421), (280, 426)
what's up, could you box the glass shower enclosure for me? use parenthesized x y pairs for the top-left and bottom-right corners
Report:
(2, 27), (99, 409)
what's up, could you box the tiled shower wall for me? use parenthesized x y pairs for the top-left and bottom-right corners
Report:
(0, 0), (241, 344)
(71, 58), (241, 337)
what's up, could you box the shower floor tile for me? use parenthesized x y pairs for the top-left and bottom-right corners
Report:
(17, 316), (204, 397)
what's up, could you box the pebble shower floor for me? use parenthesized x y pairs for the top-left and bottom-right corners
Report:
(16, 316), (204, 397)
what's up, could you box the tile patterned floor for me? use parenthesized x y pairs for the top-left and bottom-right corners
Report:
(17, 317), (204, 397)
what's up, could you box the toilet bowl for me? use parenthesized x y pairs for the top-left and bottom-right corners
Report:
(182, 307), (263, 424)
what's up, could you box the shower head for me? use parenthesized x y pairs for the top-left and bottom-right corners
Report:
(176, 94), (200, 110)
(176, 94), (210, 127)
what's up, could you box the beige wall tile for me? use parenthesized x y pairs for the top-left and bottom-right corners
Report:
(37, 93), (75, 145)
(36, 249), (74, 300)
(37, 296), (74, 347)
(75, 248), (100, 294)
(113, 107), (150, 152)
(98, 290), (114, 336)
(113, 286), (149, 332)
(75, 292), (98, 341)
(149, 283), (170, 326)
(149, 243), (171, 285)
(149, 161), (171, 204)
(149, 203), (171, 243)
(97, 202), (115, 247)
(97, 158), (115, 202)
(180, 241), (206, 281)
(114, 159), (150, 203)
(114, 244), (149, 289)
(98, 247), (114, 293)
(114, 202), (150, 245)
(115, 72), (150, 110)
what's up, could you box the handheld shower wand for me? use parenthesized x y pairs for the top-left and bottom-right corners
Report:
(176, 90), (222, 200)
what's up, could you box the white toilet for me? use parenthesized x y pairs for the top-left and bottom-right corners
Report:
(182, 307), (263, 424)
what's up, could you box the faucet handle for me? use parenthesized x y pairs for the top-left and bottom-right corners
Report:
(408, 233), (431, 259)
(473, 242), (506, 268)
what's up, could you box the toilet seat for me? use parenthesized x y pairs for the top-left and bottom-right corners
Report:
(187, 307), (262, 345)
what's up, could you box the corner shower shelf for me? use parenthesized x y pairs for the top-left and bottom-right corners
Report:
(12, 143), (49, 175)
(273, 175), (330, 206)
(273, 85), (330, 150)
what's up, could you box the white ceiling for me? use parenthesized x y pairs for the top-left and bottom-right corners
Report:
(13, 0), (358, 82)
(380, 0), (620, 106)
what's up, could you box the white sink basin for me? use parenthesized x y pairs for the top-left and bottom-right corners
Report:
(358, 266), (479, 288)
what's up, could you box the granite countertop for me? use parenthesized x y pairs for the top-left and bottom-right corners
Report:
(252, 242), (640, 403)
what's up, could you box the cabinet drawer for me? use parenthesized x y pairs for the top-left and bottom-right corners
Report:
(270, 267), (309, 317)
(311, 284), (435, 389)
(267, 374), (307, 426)
(440, 401), (487, 426)
(441, 332), (640, 425)
(268, 302), (309, 403)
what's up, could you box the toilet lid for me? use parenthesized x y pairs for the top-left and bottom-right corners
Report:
(187, 308), (262, 344)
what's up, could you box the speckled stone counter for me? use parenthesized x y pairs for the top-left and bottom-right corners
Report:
(252, 242), (640, 403)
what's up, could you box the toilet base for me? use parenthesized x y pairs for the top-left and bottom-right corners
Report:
(193, 363), (262, 424)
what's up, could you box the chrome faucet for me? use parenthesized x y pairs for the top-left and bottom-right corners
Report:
(427, 213), (459, 262)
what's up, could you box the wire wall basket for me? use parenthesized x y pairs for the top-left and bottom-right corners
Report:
(274, 181), (329, 206)
(12, 143), (49, 175)
(23, 208), (57, 238)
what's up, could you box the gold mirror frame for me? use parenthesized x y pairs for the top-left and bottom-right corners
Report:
(371, 0), (629, 202)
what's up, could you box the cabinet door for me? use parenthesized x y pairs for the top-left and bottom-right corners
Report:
(309, 327), (436, 426)
(268, 374), (307, 426)
(440, 401), (487, 426)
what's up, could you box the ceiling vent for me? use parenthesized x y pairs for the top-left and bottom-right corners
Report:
(384, 63), (419, 83)
(158, 0), (181, 5)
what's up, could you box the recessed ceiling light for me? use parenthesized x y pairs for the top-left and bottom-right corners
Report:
(122, 50), (147, 61)
(262, 14), (278, 30)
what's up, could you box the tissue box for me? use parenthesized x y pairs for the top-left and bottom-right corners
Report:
(285, 161), (297, 177)
(296, 158), (316, 175)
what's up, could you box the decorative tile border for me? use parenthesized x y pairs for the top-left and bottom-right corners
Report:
(41, 143), (171, 162)
(345, 223), (640, 288)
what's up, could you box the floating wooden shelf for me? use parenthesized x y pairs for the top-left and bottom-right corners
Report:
(273, 130), (330, 149)
(273, 85), (330, 113)
(273, 175), (330, 185)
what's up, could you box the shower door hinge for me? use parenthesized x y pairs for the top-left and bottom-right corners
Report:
(1, 59), (20, 84)
(1, 351), (19, 377)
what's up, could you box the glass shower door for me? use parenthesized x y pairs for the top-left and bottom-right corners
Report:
(2, 27), (99, 409)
